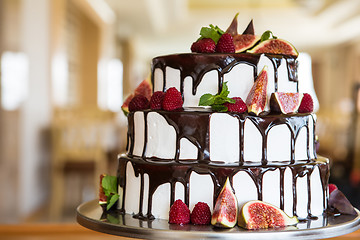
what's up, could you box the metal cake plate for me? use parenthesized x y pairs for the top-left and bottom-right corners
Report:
(77, 200), (360, 240)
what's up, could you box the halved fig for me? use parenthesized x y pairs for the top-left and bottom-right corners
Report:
(234, 35), (260, 53)
(238, 200), (298, 229)
(270, 92), (303, 114)
(225, 13), (239, 36)
(121, 78), (152, 115)
(328, 189), (357, 215)
(247, 39), (299, 57)
(211, 178), (238, 228)
(246, 66), (269, 115)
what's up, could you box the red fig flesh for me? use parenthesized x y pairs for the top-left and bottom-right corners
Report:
(246, 66), (269, 115)
(248, 39), (298, 57)
(238, 200), (298, 230)
(270, 92), (303, 114)
(234, 34), (260, 53)
(211, 178), (238, 228)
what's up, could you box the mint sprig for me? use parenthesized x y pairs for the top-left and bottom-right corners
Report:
(199, 82), (235, 112)
(102, 175), (120, 211)
(261, 30), (278, 42)
(199, 24), (225, 44)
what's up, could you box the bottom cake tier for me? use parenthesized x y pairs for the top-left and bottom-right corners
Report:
(117, 155), (329, 220)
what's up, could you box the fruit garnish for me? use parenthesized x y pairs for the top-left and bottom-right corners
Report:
(191, 38), (216, 53)
(162, 87), (183, 111)
(329, 189), (357, 215)
(128, 95), (150, 112)
(245, 66), (269, 115)
(242, 19), (255, 35)
(238, 200), (298, 230)
(328, 184), (338, 195)
(211, 178), (238, 228)
(298, 93), (314, 113)
(150, 91), (165, 110)
(247, 31), (299, 57)
(121, 78), (152, 115)
(191, 202), (212, 225)
(198, 24), (225, 44)
(215, 33), (235, 53)
(225, 13), (239, 36)
(101, 175), (120, 211)
(169, 199), (191, 225)
(199, 82), (235, 112)
(224, 97), (247, 113)
(234, 34), (260, 53)
(270, 92), (303, 114)
(99, 174), (107, 208)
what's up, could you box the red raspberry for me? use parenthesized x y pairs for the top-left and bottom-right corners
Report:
(150, 91), (165, 110)
(298, 93), (313, 113)
(224, 97), (247, 113)
(191, 38), (216, 53)
(169, 199), (190, 225)
(190, 202), (211, 225)
(216, 33), (235, 53)
(128, 95), (150, 112)
(329, 184), (338, 194)
(162, 87), (183, 111)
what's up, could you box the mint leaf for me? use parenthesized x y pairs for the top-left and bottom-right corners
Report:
(199, 94), (215, 106)
(102, 175), (118, 196)
(261, 30), (277, 42)
(198, 82), (236, 112)
(107, 194), (120, 211)
(199, 25), (224, 43)
(212, 104), (228, 112)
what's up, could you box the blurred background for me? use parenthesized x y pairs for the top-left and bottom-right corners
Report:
(1, 0), (360, 224)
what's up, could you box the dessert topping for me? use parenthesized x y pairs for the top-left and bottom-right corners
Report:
(128, 95), (150, 112)
(246, 66), (269, 116)
(100, 174), (120, 211)
(150, 91), (165, 110)
(169, 199), (191, 225)
(162, 87), (183, 111)
(199, 82), (235, 112)
(298, 93), (314, 113)
(215, 33), (235, 53)
(191, 202), (212, 225)
(121, 78), (152, 115)
(224, 97), (247, 113)
(329, 188), (357, 215)
(191, 38), (216, 53)
(328, 183), (338, 194)
(270, 92), (303, 114)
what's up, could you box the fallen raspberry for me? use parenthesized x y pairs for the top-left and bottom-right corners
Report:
(329, 184), (338, 195)
(191, 202), (211, 225)
(128, 95), (150, 112)
(191, 38), (216, 53)
(162, 87), (183, 111)
(225, 97), (247, 113)
(169, 199), (190, 225)
(216, 33), (235, 53)
(150, 91), (165, 110)
(298, 93), (313, 113)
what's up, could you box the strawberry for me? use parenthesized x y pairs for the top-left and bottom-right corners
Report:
(169, 199), (190, 225)
(128, 95), (150, 112)
(150, 91), (165, 110)
(162, 87), (183, 111)
(224, 97), (247, 113)
(298, 93), (313, 113)
(191, 38), (216, 53)
(216, 33), (235, 53)
(191, 202), (211, 225)
(329, 184), (338, 195)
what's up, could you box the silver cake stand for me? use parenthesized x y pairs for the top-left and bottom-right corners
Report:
(77, 200), (360, 240)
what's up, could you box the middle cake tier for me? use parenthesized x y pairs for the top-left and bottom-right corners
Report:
(127, 109), (316, 163)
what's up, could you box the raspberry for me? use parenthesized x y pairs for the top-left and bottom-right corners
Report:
(191, 38), (216, 53)
(329, 184), (338, 194)
(298, 93), (313, 113)
(162, 87), (183, 111)
(191, 202), (211, 225)
(169, 199), (190, 225)
(150, 91), (165, 110)
(224, 97), (247, 113)
(128, 95), (150, 112)
(216, 33), (235, 53)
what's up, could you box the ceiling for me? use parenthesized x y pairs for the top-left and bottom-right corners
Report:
(103, 0), (360, 58)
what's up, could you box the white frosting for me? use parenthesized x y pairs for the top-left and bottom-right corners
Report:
(277, 58), (297, 93)
(142, 173), (149, 215)
(179, 137), (198, 160)
(309, 115), (316, 159)
(133, 112), (145, 157)
(154, 68), (164, 92)
(310, 166), (324, 216)
(243, 119), (262, 162)
(296, 174), (309, 219)
(175, 182), (185, 202)
(124, 161), (140, 215)
(152, 183), (171, 219)
(267, 124), (291, 161)
(165, 66), (181, 91)
(210, 113), (239, 163)
(262, 169), (280, 208)
(295, 127), (308, 160)
(189, 172), (213, 212)
(233, 171), (258, 208)
(146, 112), (176, 159)
(225, 63), (254, 100)
(284, 167), (294, 217)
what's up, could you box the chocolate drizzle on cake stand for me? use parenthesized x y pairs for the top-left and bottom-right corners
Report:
(77, 200), (360, 240)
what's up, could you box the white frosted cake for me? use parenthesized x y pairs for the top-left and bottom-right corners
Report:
(116, 18), (329, 224)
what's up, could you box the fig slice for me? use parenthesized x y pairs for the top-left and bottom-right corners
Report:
(225, 13), (239, 36)
(245, 66), (269, 116)
(270, 92), (303, 114)
(247, 39), (299, 57)
(328, 189), (357, 215)
(211, 178), (238, 228)
(234, 34), (260, 53)
(242, 19), (255, 35)
(238, 200), (299, 230)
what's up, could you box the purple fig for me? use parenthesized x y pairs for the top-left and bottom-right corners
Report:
(225, 13), (239, 36)
(328, 189), (357, 215)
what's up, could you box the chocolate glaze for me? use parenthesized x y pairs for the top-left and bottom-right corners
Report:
(117, 155), (329, 220)
(151, 53), (298, 96)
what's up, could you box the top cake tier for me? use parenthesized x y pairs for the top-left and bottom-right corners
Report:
(152, 53), (307, 109)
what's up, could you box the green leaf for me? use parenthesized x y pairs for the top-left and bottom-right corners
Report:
(102, 175), (118, 196)
(261, 30), (277, 42)
(106, 213), (120, 224)
(199, 25), (224, 43)
(107, 194), (120, 211)
(199, 93), (215, 106)
(212, 104), (228, 112)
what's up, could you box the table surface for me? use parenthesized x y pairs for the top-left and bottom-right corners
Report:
(0, 223), (359, 240)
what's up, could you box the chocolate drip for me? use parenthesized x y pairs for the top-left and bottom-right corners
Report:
(118, 155), (329, 220)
